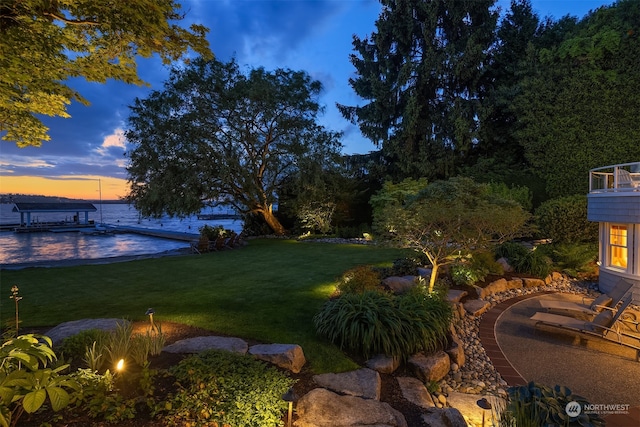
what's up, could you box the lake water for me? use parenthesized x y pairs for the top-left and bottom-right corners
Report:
(0, 203), (243, 266)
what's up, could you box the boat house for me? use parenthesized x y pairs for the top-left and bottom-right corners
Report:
(12, 202), (97, 229)
(587, 162), (640, 293)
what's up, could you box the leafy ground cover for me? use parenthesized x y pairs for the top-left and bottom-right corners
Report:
(1, 238), (408, 373)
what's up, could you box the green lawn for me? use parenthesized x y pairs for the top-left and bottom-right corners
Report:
(1, 238), (407, 373)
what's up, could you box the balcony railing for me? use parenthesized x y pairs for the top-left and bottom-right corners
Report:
(589, 162), (640, 193)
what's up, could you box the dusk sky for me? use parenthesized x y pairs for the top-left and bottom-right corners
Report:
(0, 0), (613, 200)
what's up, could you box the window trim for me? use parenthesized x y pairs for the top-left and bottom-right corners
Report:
(608, 224), (628, 270)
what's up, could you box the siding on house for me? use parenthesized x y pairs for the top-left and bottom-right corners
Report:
(587, 193), (640, 223)
(599, 268), (640, 295)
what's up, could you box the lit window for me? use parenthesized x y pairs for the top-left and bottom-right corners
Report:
(609, 225), (628, 269)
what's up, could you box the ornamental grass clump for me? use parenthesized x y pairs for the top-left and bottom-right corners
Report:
(313, 287), (452, 360)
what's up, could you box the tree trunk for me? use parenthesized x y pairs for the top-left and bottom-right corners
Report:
(261, 208), (286, 236)
(428, 262), (439, 294)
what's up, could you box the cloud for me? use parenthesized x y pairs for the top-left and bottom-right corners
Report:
(97, 129), (126, 155)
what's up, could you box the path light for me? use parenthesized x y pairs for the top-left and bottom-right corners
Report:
(282, 387), (298, 427)
(9, 285), (23, 334)
(116, 358), (125, 372)
(477, 397), (492, 427)
(145, 308), (155, 330)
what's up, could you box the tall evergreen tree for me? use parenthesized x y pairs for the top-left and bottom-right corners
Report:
(338, 0), (498, 181)
(475, 1), (540, 170)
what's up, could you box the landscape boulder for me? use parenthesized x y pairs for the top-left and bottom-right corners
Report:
(463, 299), (491, 317)
(446, 332), (465, 367)
(294, 388), (407, 427)
(396, 376), (435, 409)
(523, 278), (546, 288)
(248, 343), (306, 373)
(366, 354), (400, 374)
(382, 276), (414, 294)
(408, 351), (450, 383)
(313, 368), (380, 400)
(496, 257), (513, 272)
(46, 318), (130, 346)
(421, 408), (468, 427)
(446, 289), (468, 303)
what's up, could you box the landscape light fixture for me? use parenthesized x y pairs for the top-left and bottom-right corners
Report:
(116, 358), (125, 372)
(145, 308), (155, 330)
(282, 388), (298, 427)
(9, 285), (23, 334)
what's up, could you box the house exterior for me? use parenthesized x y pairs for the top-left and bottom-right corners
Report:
(587, 162), (640, 293)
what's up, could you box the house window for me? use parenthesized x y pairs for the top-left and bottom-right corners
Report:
(609, 224), (628, 269)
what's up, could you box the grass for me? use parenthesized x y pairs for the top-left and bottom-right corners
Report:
(0, 238), (407, 373)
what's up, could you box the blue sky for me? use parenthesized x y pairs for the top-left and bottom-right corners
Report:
(0, 0), (614, 199)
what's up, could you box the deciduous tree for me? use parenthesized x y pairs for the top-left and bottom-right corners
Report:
(0, 0), (211, 147)
(125, 58), (342, 235)
(372, 177), (529, 292)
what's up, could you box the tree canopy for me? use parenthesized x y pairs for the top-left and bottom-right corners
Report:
(0, 0), (211, 147)
(343, 0), (640, 203)
(338, 0), (498, 180)
(372, 177), (530, 292)
(125, 58), (343, 235)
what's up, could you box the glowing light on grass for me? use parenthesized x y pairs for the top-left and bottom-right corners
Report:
(116, 359), (125, 372)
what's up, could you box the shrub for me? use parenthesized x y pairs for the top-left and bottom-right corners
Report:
(198, 224), (227, 239)
(535, 195), (598, 243)
(495, 241), (530, 262)
(57, 329), (110, 364)
(499, 381), (604, 426)
(69, 368), (132, 422)
(450, 261), (488, 287)
(548, 242), (598, 279)
(496, 242), (552, 278)
(450, 250), (503, 287)
(163, 350), (295, 427)
(382, 255), (430, 277)
(314, 289), (452, 360)
(337, 265), (381, 294)
(335, 223), (371, 239)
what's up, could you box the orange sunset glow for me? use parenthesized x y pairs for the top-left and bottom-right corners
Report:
(0, 175), (128, 200)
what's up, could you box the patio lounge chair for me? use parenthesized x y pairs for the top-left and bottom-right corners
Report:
(530, 295), (640, 361)
(537, 278), (634, 317)
(616, 168), (640, 189)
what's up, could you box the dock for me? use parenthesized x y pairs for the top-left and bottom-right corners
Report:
(196, 213), (241, 220)
(3, 222), (97, 232)
(103, 225), (199, 242)
(0, 222), (200, 242)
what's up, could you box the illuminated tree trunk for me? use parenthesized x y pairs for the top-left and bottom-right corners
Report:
(428, 262), (439, 294)
(261, 208), (285, 236)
